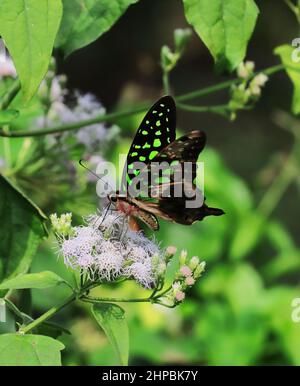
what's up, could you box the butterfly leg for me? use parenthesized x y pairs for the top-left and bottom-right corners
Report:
(120, 214), (131, 242)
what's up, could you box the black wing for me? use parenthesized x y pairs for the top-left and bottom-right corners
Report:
(143, 130), (224, 224)
(121, 96), (176, 192)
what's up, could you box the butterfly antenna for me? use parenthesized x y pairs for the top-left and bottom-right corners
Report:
(78, 159), (113, 190)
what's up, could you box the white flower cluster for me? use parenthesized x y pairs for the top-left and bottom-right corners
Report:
(36, 70), (119, 153)
(229, 60), (269, 120)
(51, 211), (168, 289)
(161, 250), (206, 305)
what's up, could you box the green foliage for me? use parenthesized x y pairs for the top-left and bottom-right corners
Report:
(0, 176), (47, 296)
(91, 303), (129, 366)
(0, 0), (63, 101)
(0, 334), (64, 365)
(275, 44), (300, 115)
(56, 0), (139, 57)
(0, 0), (299, 368)
(0, 110), (19, 124)
(0, 271), (67, 290)
(183, 0), (259, 72)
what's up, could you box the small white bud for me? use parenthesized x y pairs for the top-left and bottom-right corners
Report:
(189, 256), (200, 270)
(179, 250), (188, 266)
(193, 261), (206, 279)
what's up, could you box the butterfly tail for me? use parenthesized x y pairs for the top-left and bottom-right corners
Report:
(203, 204), (225, 218)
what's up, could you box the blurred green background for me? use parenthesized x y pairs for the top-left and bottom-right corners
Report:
(2, 0), (300, 365)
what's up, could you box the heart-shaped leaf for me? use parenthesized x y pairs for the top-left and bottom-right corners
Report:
(0, 0), (63, 101)
(0, 271), (66, 290)
(0, 334), (64, 365)
(91, 303), (129, 366)
(183, 0), (259, 72)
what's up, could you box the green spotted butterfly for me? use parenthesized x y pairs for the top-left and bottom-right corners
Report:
(109, 95), (224, 230)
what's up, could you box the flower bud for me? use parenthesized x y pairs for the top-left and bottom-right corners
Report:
(249, 82), (261, 96)
(189, 256), (199, 270)
(179, 250), (187, 266)
(252, 73), (268, 87)
(157, 262), (167, 278)
(185, 276), (195, 286)
(193, 261), (206, 279)
(175, 290), (185, 302)
(179, 265), (192, 278)
(50, 213), (74, 237)
(161, 45), (177, 71)
(174, 28), (192, 53)
(165, 245), (177, 262)
(237, 61), (255, 79)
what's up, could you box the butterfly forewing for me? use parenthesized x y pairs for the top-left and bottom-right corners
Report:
(122, 96), (176, 193)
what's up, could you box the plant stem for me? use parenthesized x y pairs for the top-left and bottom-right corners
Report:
(257, 146), (299, 218)
(19, 293), (77, 334)
(284, 0), (300, 23)
(162, 69), (170, 94)
(2, 125), (12, 168)
(81, 295), (151, 304)
(18, 281), (99, 334)
(0, 81), (21, 110)
(177, 102), (229, 117)
(81, 284), (172, 304)
(0, 64), (285, 139)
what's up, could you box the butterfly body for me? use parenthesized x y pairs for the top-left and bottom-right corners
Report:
(109, 193), (160, 230)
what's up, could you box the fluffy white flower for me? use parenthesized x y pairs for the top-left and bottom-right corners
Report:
(76, 92), (105, 114)
(94, 240), (124, 281)
(57, 210), (164, 288)
(76, 123), (107, 148)
(124, 261), (155, 289)
(60, 226), (102, 269)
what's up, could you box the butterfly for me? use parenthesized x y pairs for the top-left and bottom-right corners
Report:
(107, 95), (224, 231)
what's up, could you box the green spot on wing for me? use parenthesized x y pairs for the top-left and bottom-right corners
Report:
(149, 151), (159, 160)
(143, 142), (151, 149)
(154, 138), (161, 147)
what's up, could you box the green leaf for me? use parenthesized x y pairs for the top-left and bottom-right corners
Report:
(0, 175), (47, 296)
(0, 334), (64, 365)
(0, 110), (19, 124)
(275, 44), (300, 115)
(36, 321), (71, 339)
(0, 271), (66, 290)
(0, 0), (63, 101)
(182, 0), (259, 72)
(56, 0), (139, 57)
(91, 303), (129, 366)
(229, 212), (265, 260)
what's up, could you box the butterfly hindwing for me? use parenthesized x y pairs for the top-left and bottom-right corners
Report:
(147, 130), (206, 198)
(143, 130), (224, 224)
